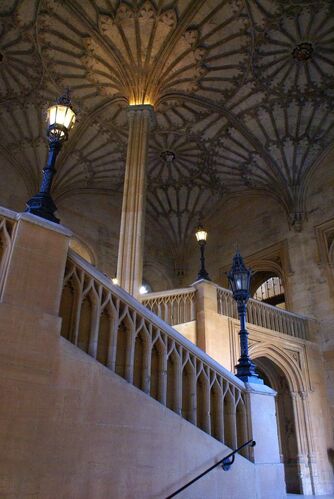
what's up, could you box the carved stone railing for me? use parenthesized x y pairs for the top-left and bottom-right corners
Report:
(141, 282), (311, 341)
(217, 286), (310, 340)
(0, 208), (18, 295)
(141, 288), (196, 326)
(60, 251), (249, 452)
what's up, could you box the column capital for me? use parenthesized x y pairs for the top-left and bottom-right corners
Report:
(299, 390), (308, 400)
(291, 390), (309, 400)
(127, 104), (156, 128)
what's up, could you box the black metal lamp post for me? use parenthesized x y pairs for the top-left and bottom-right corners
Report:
(25, 90), (76, 223)
(195, 224), (211, 281)
(227, 251), (263, 384)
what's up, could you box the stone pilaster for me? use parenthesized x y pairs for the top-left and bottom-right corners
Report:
(290, 390), (321, 495)
(117, 104), (154, 297)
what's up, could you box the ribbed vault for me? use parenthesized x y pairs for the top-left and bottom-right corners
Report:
(0, 0), (333, 251)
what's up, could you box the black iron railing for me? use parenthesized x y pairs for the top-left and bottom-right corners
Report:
(166, 439), (256, 499)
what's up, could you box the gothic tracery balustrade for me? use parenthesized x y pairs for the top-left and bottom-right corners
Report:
(141, 284), (311, 340)
(60, 251), (249, 453)
(142, 288), (196, 326)
(217, 287), (310, 340)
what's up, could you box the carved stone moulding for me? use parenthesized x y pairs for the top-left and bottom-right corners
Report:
(160, 150), (175, 163)
(292, 43), (313, 62)
(35, 0), (253, 107)
(0, 28), (41, 99)
(253, 6), (334, 95)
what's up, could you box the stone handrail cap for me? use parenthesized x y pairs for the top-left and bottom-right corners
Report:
(244, 382), (277, 397)
(18, 212), (73, 237)
(0, 206), (19, 220)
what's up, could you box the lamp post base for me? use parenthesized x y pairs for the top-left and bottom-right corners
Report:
(196, 270), (211, 281)
(235, 356), (264, 384)
(25, 193), (60, 224)
(236, 373), (264, 384)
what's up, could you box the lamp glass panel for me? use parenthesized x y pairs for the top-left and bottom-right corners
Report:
(48, 105), (57, 127)
(195, 229), (207, 242)
(47, 104), (76, 131)
(242, 273), (248, 290)
(234, 274), (242, 291)
(235, 272), (243, 290)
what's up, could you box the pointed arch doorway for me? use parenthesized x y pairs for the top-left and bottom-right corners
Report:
(254, 356), (301, 494)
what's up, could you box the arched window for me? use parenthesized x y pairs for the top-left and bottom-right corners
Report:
(253, 276), (285, 308)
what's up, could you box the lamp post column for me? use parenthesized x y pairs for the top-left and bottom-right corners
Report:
(195, 224), (210, 281)
(24, 90), (76, 225)
(117, 104), (154, 297)
(198, 243), (210, 281)
(235, 300), (258, 380)
(227, 251), (263, 384)
(25, 139), (61, 223)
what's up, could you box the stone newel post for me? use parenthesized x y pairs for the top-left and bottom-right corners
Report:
(1, 212), (71, 315)
(117, 104), (154, 297)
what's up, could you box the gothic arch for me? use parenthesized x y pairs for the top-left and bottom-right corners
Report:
(254, 355), (301, 493)
(69, 236), (97, 265)
(249, 342), (306, 393)
(143, 261), (174, 292)
(250, 343), (316, 495)
(250, 263), (284, 297)
(250, 262), (291, 310)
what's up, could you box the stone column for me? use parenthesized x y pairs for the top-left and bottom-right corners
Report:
(117, 104), (154, 297)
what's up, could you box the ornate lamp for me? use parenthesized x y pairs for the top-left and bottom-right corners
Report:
(25, 89), (76, 223)
(195, 224), (210, 281)
(227, 251), (262, 384)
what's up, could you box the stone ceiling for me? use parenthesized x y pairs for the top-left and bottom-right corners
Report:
(0, 0), (333, 249)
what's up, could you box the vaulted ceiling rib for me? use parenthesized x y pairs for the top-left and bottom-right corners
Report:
(0, 0), (333, 247)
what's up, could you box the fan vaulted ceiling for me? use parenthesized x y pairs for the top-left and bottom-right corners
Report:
(0, 0), (333, 248)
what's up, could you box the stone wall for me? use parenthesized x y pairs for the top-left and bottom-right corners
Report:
(0, 300), (286, 499)
(181, 148), (334, 442)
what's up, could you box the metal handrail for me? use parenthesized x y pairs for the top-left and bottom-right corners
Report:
(165, 439), (256, 498)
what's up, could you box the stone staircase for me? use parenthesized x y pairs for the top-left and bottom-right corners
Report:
(0, 208), (286, 498)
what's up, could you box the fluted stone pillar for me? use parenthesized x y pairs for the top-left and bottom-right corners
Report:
(117, 104), (154, 297)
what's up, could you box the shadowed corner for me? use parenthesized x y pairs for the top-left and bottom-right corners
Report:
(328, 448), (334, 473)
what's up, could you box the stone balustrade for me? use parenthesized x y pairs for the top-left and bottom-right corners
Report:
(60, 251), (250, 453)
(0, 208), (18, 296)
(142, 287), (196, 326)
(0, 212), (285, 498)
(141, 281), (311, 341)
(216, 286), (310, 340)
